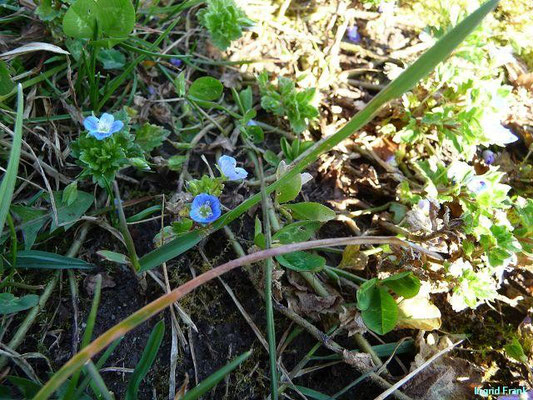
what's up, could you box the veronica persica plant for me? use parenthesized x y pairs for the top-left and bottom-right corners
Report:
(190, 193), (222, 224)
(83, 113), (124, 140)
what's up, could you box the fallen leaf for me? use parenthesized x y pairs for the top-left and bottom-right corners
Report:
(0, 42), (69, 59)
(338, 245), (368, 270)
(84, 273), (116, 296)
(339, 307), (367, 336)
(396, 296), (442, 331)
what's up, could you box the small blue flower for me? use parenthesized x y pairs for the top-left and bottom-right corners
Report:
(190, 193), (221, 224)
(482, 150), (495, 165)
(247, 119), (258, 126)
(170, 58), (183, 67)
(218, 155), (248, 181)
(418, 199), (430, 214)
(83, 113), (124, 140)
(148, 86), (156, 96)
(466, 177), (488, 194)
(346, 26), (361, 43)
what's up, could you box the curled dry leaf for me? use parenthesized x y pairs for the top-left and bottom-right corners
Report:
(338, 244), (368, 270)
(339, 306), (367, 336)
(0, 42), (69, 59)
(287, 291), (340, 321)
(396, 296), (442, 331)
(342, 350), (374, 370)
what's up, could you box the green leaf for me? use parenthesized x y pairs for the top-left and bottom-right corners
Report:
(382, 272), (421, 299)
(283, 202), (336, 222)
(272, 221), (321, 244)
(125, 320), (165, 400)
(356, 278), (378, 311)
(168, 155), (187, 171)
(135, 123), (170, 152)
(0, 61), (14, 96)
(35, 0), (61, 21)
(254, 217), (265, 249)
(275, 251), (325, 272)
(389, 203), (407, 224)
(97, 48), (126, 69)
(62, 0), (135, 40)
(263, 150), (280, 167)
(182, 350), (252, 400)
(97, 250), (129, 264)
(275, 173), (301, 203)
(50, 190), (94, 231)
(137, 0), (501, 272)
(188, 77), (223, 101)
(290, 386), (330, 400)
(16, 250), (94, 270)
(62, 181), (78, 206)
(10, 205), (47, 249)
(505, 337), (527, 363)
(0, 293), (38, 314)
(7, 377), (41, 398)
(0, 85), (23, 237)
(361, 286), (398, 335)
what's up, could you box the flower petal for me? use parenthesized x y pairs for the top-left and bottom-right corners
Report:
(218, 155), (237, 177)
(99, 113), (115, 125)
(190, 193), (221, 224)
(232, 167), (248, 180)
(83, 116), (99, 132)
(109, 120), (124, 134)
(89, 130), (113, 140)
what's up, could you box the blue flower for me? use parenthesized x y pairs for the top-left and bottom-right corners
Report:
(247, 119), (258, 126)
(482, 150), (495, 165)
(170, 58), (183, 67)
(417, 199), (430, 214)
(466, 177), (488, 194)
(83, 113), (124, 140)
(346, 26), (361, 43)
(218, 155), (248, 181)
(190, 193), (221, 224)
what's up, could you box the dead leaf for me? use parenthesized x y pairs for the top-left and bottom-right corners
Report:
(396, 296), (442, 331)
(287, 292), (340, 320)
(343, 350), (374, 370)
(517, 73), (533, 91)
(339, 307), (367, 336)
(84, 273), (116, 296)
(174, 373), (189, 399)
(338, 245), (368, 270)
(0, 42), (69, 59)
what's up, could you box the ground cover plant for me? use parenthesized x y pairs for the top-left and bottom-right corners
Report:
(0, 0), (532, 399)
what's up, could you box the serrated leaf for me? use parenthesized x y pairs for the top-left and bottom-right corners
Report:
(168, 155), (187, 171)
(189, 77), (223, 101)
(396, 296), (442, 330)
(356, 278), (378, 311)
(0, 293), (39, 314)
(361, 286), (398, 335)
(283, 202), (335, 222)
(272, 221), (321, 244)
(135, 123), (170, 152)
(382, 272), (421, 298)
(275, 251), (325, 272)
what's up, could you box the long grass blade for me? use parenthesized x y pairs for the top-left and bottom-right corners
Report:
(16, 250), (93, 270)
(0, 84), (23, 234)
(125, 320), (165, 400)
(181, 350), (252, 400)
(138, 0), (500, 272)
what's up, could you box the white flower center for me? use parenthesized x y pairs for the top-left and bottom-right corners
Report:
(97, 119), (113, 133)
(199, 203), (213, 218)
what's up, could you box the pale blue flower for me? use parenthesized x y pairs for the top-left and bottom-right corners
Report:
(482, 150), (495, 165)
(170, 58), (183, 67)
(418, 199), (430, 214)
(218, 155), (248, 181)
(83, 113), (124, 140)
(190, 193), (221, 224)
(247, 119), (258, 126)
(466, 177), (488, 194)
(346, 26), (361, 43)
(480, 115), (518, 146)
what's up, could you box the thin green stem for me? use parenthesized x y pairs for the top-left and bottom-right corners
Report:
(113, 182), (141, 272)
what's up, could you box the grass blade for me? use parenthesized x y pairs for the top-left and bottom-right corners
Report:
(138, 0), (500, 272)
(125, 320), (165, 400)
(0, 84), (23, 234)
(15, 250), (94, 270)
(181, 350), (252, 400)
